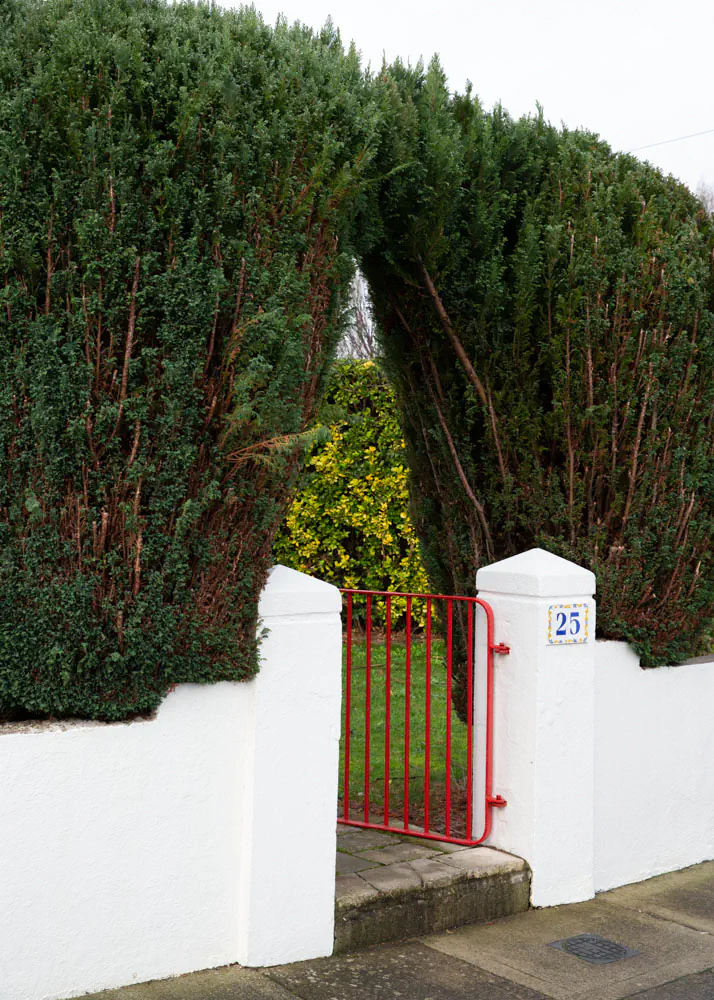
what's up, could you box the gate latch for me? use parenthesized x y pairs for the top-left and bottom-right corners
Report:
(491, 642), (510, 655)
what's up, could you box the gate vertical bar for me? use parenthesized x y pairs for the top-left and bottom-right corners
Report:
(466, 602), (474, 838)
(424, 597), (432, 833)
(485, 601), (494, 821)
(404, 595), (412, 830)
(343, 592), (352, 820)
(445, 599), (453, 838)
(364, 594), (372, 824)
(384, 595), (392, 826)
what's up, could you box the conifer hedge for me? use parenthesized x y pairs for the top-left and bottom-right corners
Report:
(363, 62), (714, 678)
(2, 4), (712, 725)
(0, 0), (377, 720)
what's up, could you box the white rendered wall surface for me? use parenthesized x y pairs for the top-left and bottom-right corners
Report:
(594, 640), (714, 892)
(0, 565), (342, 1000)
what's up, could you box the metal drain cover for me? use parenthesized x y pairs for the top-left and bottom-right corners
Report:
(549, 933), (640, 965)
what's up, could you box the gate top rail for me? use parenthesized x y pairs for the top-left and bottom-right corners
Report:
(339, 587), (505, 654)
(340, 587), (489, 604)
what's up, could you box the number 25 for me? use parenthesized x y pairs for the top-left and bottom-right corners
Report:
(555, 609), (582, 638)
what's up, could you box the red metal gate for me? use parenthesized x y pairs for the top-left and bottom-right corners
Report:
(338, 588), (508, 847)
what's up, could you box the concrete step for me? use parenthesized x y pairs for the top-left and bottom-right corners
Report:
(334, 825), (530, 954)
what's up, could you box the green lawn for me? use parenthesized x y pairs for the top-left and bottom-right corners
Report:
(338, 637), (470, 836)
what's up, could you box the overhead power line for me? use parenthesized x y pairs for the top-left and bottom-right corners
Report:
(629, 127), (714, 153)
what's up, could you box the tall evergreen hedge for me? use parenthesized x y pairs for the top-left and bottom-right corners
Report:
(362, 61), (714, 677)
(2, 4), (712, 725)
(0, 0), (378, 720)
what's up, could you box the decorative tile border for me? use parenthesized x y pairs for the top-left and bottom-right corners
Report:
(547, 603), (589, 645)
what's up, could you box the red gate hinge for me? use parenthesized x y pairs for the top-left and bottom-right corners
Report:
(491, 642), (510, 655)
(488, 794), (507, 807)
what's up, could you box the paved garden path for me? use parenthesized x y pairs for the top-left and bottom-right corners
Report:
(86, 860), (714, 1000)
(334, 824), (530, 951)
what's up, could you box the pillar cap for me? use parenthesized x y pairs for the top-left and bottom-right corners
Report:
(476, 548), (596, 598)
(259, 565), (341, 618)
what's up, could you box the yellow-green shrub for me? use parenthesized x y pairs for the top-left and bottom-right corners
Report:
(275, 360), (428, 623)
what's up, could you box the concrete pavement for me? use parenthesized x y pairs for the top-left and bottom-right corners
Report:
(83, 860), (714, 1000)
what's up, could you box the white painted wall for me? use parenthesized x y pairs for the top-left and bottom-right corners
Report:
(0, 565), (342, 1000)
(478, 548), (714, 909)
(594, 640), (714, 892)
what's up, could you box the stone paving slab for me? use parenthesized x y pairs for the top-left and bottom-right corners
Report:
(334, 873), (380, 907)
(392, 833), (475, 852)
(268, 941), (547, 1000)
(358, 859), (425, 894)
(425, 895), (714, 1000)
(437, 846), (526, 875)
(354, 842), (443, 864)
(335, 853), (380, 875)
(598, 860), (714, 935)
(410, 856), (466, 887)
(80, 965), (296, 1000)
(623, 967), (714, 998)
(334, 829), (400, 852)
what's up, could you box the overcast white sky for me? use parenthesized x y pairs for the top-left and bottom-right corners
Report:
(226, 0), (714, 195)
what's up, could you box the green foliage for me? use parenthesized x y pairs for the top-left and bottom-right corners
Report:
(362, 60), (714, 678)
(0, 0), (380, 720)
(275, 360), (428, 623)
(2, 1), (711, 727)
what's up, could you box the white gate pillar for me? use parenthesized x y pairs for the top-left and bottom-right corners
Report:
(477, 548), (596, 907)
(236, 565), (343, 965)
